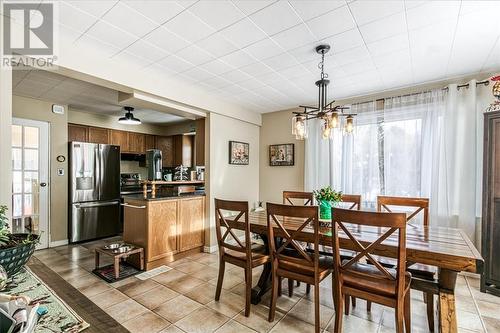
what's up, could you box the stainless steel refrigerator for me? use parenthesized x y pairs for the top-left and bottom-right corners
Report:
(69, 142), (121, 243)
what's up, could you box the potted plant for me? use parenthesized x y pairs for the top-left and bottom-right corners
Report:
(313, 186), (342, 220)
(0, 205), (39, 278)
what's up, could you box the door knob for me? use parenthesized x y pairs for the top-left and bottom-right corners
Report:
(40, 182), (47, 187)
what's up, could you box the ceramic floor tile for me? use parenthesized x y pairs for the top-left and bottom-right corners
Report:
(175, 261), (208, 274)
(456, 296), (478, 313)
(117, 278), (160, 297)
(191, 265), (220, 281)
(78, 281), (113, 297)
(456, 309), (485, 332)
(175, 307), (230, 333)
(343, 298), (384, 324)
(286, 298), (335, 329)
(134, 285), (179, 310)
(89, 288), (129, 309)
(270, 314), (316, 333)
(166, 275), (206, 294)
(159, 325), (187, 333)
(110, 276), (140, 288)
(185, 282), (217, 305)
(208, 271), (244, 290)
(471, 289), (500, 305)
(56, 266), (89, 280)
(66, 273), (102, 289)
(106, 298), (149, 323)
(482, 316), (500, 333)
(215, 320), (258, 333)
(230, 282), (247, 297)
(195, 254), (219, 266)
(153, 269), (188, 286)
(122, 310), (170, 333)
(154, 295), (203, 323)
(206, 291), (246, 317)
(326, 313), (379, 333)
(234, 304), (283, 333)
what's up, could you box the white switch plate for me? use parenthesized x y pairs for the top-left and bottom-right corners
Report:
(57, 168), (64, 176)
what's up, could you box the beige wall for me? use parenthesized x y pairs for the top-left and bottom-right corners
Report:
(13, 95), (68, 243)
(259, 110), (304, 205)
(205, 113), (260, 249)
(0, 69), (12, 219)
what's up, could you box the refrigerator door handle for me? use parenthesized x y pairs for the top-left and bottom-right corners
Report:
(95, 145), (101, 200)
(74, 201), (120, 209)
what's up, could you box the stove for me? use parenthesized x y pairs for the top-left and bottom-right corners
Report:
(120, 173), (144, 195)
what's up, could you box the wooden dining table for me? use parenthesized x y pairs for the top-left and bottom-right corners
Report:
(225, 210), (483, 333)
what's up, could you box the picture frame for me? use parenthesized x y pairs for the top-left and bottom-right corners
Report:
(269, 143), (294, 166)
(229, 141), (249, 165)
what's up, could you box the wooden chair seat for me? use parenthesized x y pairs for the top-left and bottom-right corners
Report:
(342, 261), (411, 297)
(223, 243), (270, 267)
(279, 255), (333, 279)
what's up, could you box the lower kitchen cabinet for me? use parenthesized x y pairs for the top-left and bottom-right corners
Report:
(123, 196), (205, 270)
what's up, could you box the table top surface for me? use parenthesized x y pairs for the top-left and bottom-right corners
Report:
(226, 210), (483, 273)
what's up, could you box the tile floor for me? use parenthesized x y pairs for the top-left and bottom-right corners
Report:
(33, 239), (500, 333)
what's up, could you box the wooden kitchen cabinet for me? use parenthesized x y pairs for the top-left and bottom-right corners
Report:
(68, 124), (88, 142)
(156, 136), (174, 167)
(109, 129), (129, 150)
(148, 200), (178, 260)
(178, 196), (205, 251)
(128, 132), (146, 153)
(173, 134), (194, 168)
(88, 127), (109, 144)
(195, 118), (205, 166)
(145, 135), (156, 151)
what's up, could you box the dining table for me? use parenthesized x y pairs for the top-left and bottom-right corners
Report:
(225, 210), (484, 333)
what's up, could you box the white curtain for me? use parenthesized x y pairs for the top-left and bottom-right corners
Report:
(305, 82), (489, 244)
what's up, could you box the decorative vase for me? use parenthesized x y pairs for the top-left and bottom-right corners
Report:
(0, 233), (39, 277)
(319, 200), (332, 220)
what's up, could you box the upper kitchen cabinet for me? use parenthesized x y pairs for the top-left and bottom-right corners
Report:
(173, 135), (194, 168)
(156, 136), (174, 167)
(128, 132), (146, 153)
(68, 124), (88, 142)
(88, 127), (109, 144)
(109, 129), (129, 150)
(195, 118), (205, 166)
(145, 135), (156, 151)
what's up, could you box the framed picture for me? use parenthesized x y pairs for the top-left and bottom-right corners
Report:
(269, 143), (294, 166)
(229, 141), (249, 165)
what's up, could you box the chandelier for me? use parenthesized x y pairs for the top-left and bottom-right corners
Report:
(292, 44), (355, 140)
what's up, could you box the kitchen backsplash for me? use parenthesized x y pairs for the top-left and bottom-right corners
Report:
(120, 160), (147, 180)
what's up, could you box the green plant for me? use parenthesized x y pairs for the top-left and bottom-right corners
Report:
(0, 205), (8, 230)
(0, 205), (10, 247)
(313, 186), (343, 204)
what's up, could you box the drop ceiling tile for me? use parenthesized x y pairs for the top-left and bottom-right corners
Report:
(182, 67), (214, 82)
(102, 2), (158, 37)
(196, 33), (238, 58)
(359, 12), (406, 43)
(175, 45), (215, 66)
(64, 0), (117, 18)
(201, 76), (233, 89)
(271, 23), (315, 51)
(262, 52), (299, 71)
(111, 51), (146, 70)
(289, 43), (321, 64)
(320, 28), (364, 54)
(366, 33), (408, 57)
(243, 38), (283, 61)
(200, 59), (234, 76)
(341, 59), (377, 75)
(409, 21), (455, 64)
(232, 0), (276, 16)
(218, 69), (252, 83)
(75, 34), (120, 57)
(250, 1), (302, 35)
(58, 2), (97, 34)
(122, 0), (185, 25)
(460, 1), (500, 16)
(123, 40), (168, 63)
(289, 0), (346, 21)
(189, 1), (244, 31)
(348, 0), (404, 26)
(158, 55), (194, 73)
(163, 10), (215, 43)
(143, 27), (190, 54)
(372, 48), (410, 69)
(219, 50), (256, 68)
(176, 1), (198, 9)
(278, 64), (309, 80)
(239, 61), (273, 77)
(84, 20), (136, 49)
(333, 46), (370, 66)
(306, 5), (356, 40)
(219, 18), (267, 49)
(406, 1), (460, 31)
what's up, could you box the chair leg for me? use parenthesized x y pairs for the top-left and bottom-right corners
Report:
(288, 278), (294, 297)
(404, 291), (411, 333)
(333, 290), (344, 333)
(395, 301), (405, 333)
(367, 300), (372, 312)
(215, 260), (225, 301)
(278, 276), (282, 297)
(351, 296), (356, 307)
(314, 281), (321, 333)
(296, 281), (300, 287)
(344, 294), (350, 315)
(268, 272), (279, 322)
(306, 283), (311, 294)
(244, 267), (252, 317)
(425, 292), (434, 332)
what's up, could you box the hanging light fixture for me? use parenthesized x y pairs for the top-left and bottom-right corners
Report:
(291, 44), (355, 140)
(118, 106), (141, 125)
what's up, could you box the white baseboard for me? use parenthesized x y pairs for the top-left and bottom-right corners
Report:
(204, 245), (218, 253)
(50, 239), (69, 248)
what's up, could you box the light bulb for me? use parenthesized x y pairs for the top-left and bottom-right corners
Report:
(328, 112), (339, 128)
(292, 115), (307, 140)
(322, 120), (331, 140)
(344, 115), (354, 134)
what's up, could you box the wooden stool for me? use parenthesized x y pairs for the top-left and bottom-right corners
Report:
(95, 246), (144, 279)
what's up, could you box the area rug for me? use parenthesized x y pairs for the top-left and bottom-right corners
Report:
(3, 267), (89, 332)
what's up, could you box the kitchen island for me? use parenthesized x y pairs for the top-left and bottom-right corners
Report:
(122, 193), (205, 270)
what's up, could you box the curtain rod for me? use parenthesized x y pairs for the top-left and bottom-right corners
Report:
(441, 80), (490, 91)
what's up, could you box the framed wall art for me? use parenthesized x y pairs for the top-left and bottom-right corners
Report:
(229, 141), (249, 165)
(269, 143), (294, 166)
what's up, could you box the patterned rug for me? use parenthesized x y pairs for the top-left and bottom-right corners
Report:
(2, 267), (89, 332)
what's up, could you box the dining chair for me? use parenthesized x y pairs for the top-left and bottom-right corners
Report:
(376, 195), (435, 331)
(331, 208), (411, 333)
(267, 203), (332, 333)
(214, 199), (270, 317)
(282, 191), (314, 296)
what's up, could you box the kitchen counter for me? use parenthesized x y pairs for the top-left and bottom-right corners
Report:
(122, 193), (205, 202)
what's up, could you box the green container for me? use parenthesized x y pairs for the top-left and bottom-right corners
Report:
(319, 200), (332, 220)
(0, 234), (38, 277)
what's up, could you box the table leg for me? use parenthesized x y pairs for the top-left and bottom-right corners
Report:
(438, 268), (458, 333)
(114, 257), (120, 279)
(94, 251), (100, 270)
(251, 234), (272, 305)
(139, 250), (144, 271)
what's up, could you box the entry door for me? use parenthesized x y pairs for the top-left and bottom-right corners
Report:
(11, 118), (49, 249)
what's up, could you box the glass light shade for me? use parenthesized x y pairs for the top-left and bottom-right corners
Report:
(343, 115), (354, 135)
(292, 115), (307, 140)
(322, 120), (331, 140)
(328, 112), (339, 128)
(118, 111), (141, 125)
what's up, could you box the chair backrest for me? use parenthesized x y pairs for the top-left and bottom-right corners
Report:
(331, 208), (407, 299)
(340, 194), (361, 210)
(283, 191), (314, 206)
(267, 203), (319, 275)
(377, 196), (429, 226)
(214, 199), (250, 258)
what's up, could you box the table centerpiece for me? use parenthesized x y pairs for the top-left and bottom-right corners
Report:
(313, 186), (342, 220)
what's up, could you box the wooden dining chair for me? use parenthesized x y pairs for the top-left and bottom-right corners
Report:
(214, 199), (270, 317)
(331, 208), (411, 333)
(267, 203), (332, 333)
(282, 191), (314, 296)
(376, 195), (435, 331)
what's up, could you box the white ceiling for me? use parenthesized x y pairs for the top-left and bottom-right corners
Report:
(11, 0), (500, 113)
(12, 69), (186, 124)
